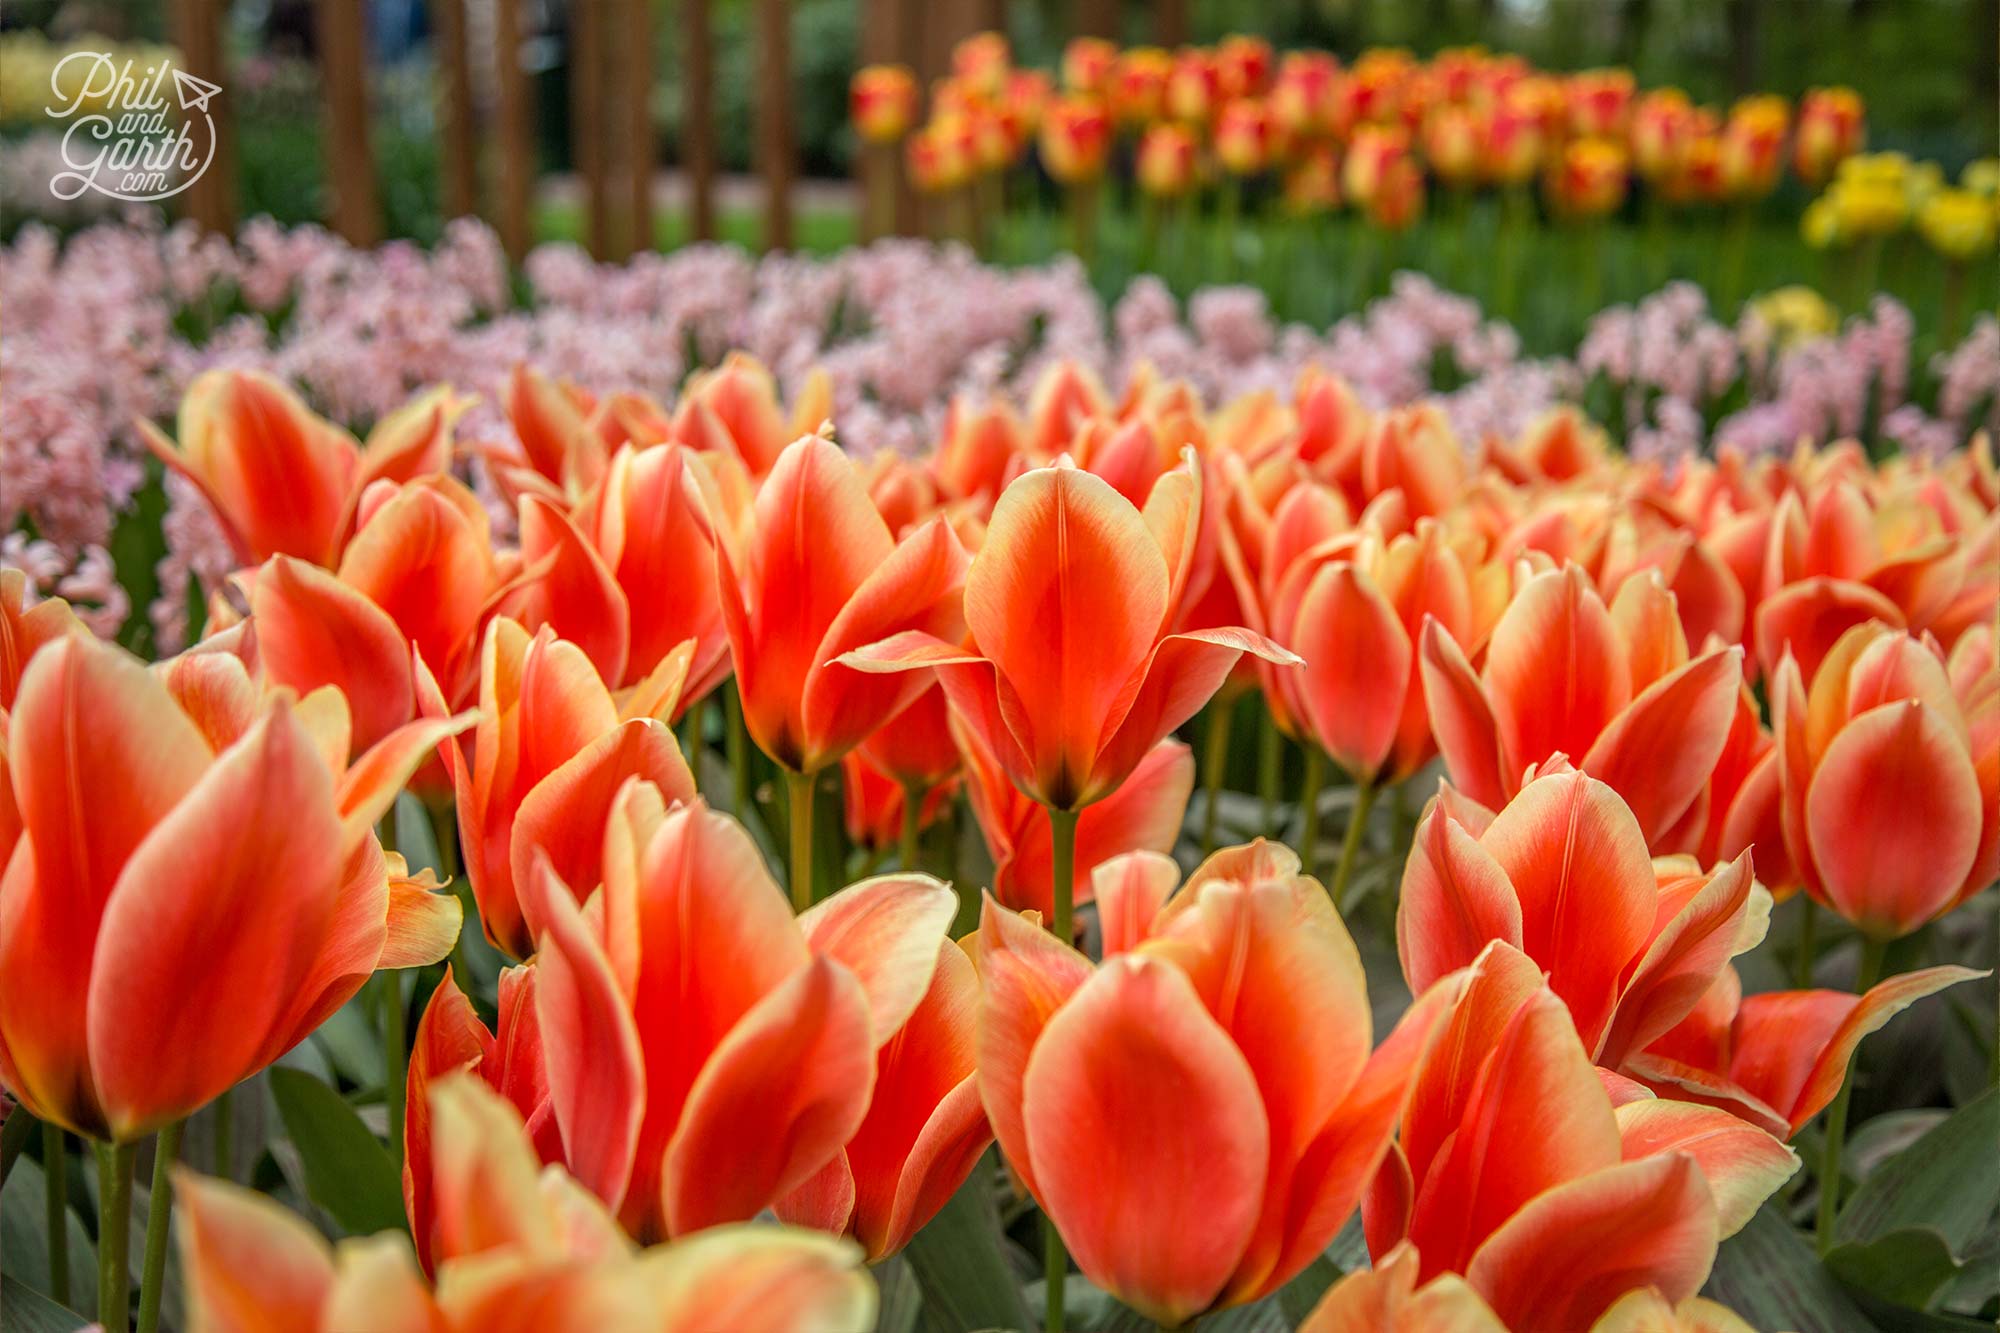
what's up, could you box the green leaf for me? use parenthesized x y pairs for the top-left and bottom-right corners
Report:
(872, 1255), (922, 1333)
(1702, 1202), (1879, 1333)
(0, 1274), (90, 1333)
(902, 1163), (1032, 1333)
(1940, 1219), (2000, 1314)
(392, 791), (442, 875)
(310, 999), (386, 1089)
(1825, 1227), (1962, 1310)
(268, 1067), (405, 1236)
(0, 1157), (97, 1318)
(1837, 1089), (1999, 1252)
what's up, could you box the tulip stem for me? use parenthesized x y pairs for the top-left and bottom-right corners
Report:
(1258, 710), (1282, 835)
(1048, 805), (1081, 945)
(96, 1140), (135, 1331)
(725, 688), (751, 819)
(900, 778), (926, 873)
(382, 972), (407, 1159)
(1043, 1210), (1068, 1333)
(1815, 935), (1888, 1253)
(136, 1121), (182, 1333)
(1330, 777), (1377, 912)
(786, 769), (817, 912)
(1298, 747), (1325, 876)
(1794, 899), (1819, 988)
(212, 1086), (233, 1180)
(43, 1120), (68, 1305)
(1200, 703), (1234, 855)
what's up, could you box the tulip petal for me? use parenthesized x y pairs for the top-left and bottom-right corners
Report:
(379, 855), (464, 971)
(966, 465), (1170, 805)
(88, 704), (343, 1140)
(1419, 618), (1508, 808)
(1465, 1155), (1718, 1331)
(1581, 648), (1744, 846)
(405, 968), (494, 1274)
(773, 1151), (857, 1239)
(253, 554), (415, 753)
(1396, 800), (1524, 997)
(855, 942), (989, 1258)
(1294, 563), (1412, 779)
(1590, 1289), (1760, 1333)
(1094, 850), (1182, 957)
(1805, 700), (1982, 937)
(526, 857), (645, 1217)
(1484, 565), (1632, 779)
(1477, 768), (1656, 1055)
(1264, 975), (1457, 1301)
(1299, 1242), (1507, 1333)
(796, 873), (957, 1047)
(1596, 856), (1757, 1069)
(1618, 1054), (1793, 1140)
(1407, 987), (1625, 1277)
(648, 1225), (878, 1333)
(1613, 1099), (1798, 1237)
(510, 496), (632, 688)
(319, 1233), (442, 1333)
(511, 719), (695, 945)
(1089, 627), (1299, 804)
(427, 1075), (559, 1262)
(802, 516), (971, 769)
(338, 481), (492, 688)
(974, 896), (1095, 1201)
(337, 713), (479, 853)
(174, 1167), (336, 1331)
(0, 637), (212, 1132)
(1024, 955), (1270, 1326)
(1754, 577), (1905, 683)
(1728, 965), (1986, 1133)
(663, 955), (876, 1234)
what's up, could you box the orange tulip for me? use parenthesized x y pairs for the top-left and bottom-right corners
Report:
(840, 747), (955, 853)
(851, 64), (919, 144)
(1793, 87), (1864, 184)
(1566, 68), (1634, 140)
(933, 396), (1031, 511)
(715, 435), (970, 777)
(1770, 621), (1994, 937)
(1398, 761), (1767, 1070)
(1282, 145), (1343, 216)
(1479, 99), (1544, 187)
(1214, 98), (1278, 176)
(1363, 942), (1797, 1330)
(1216, 34), (1275, 100)
(1038, 95), (1114, 185)
(1341, 124), (1411, 207)
(1422, 104), (1483, 189)
(840, 681), (962, 853)
(951, 31), (1011, 99)
(1137, 123), (1202, 198)
(774, 931), (990, 1259)
(1166, 48), (1221, 124)
(554, 441), (737, 704)
(977, 844), (1448, 1324)
(1631, 88), (1696, 182)
(494, 363), (607, 503)
(139, 370), (462, 567)
(671, 353), (829, 480)
(420, 616), (694, 959)
(1718, 95), (1788, 199)
(1421, 562), (1745, 847)
(958, 710), (1193, 922)
(1240, 517), (1507, 785)
(524, 786), (963, 1241)
(1270, 51), (1342, 141)
(1300, 1245), (1760, 1332)
(179, 1077), (879, 1333)
(1633, 960), (1987, 1138)
(844, 456), (1297, 812)
(245, 474), (495, 756)
(1548, 137), (1630, 218)
(1110, 47), (1173, 125)
(1060, 36), (1117, 98)
(0, 566), (83, 708)
(0, 629), (465, 1140)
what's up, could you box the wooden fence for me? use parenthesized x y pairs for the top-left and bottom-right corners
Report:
(169, 0), (1184, 259)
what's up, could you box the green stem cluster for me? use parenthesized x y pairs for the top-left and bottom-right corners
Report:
(1815, 935), (1888, 1252)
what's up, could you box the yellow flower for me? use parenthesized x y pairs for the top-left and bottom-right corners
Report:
(1748, 286), (1839, 348)
(1918, 188), (1999, 261)
(1801, 197), (1844, 249)
(1828, 176), (1908, 237)
(1961, 158), (2000, 200)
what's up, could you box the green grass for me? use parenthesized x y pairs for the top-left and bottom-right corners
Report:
(534, 192), (1997, 359)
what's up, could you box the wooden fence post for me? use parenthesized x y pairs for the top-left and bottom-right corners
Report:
(571, 0), (610, 256)
(758, 0), (794, 250)
(430, 0), (479, 220)
(172, 0), (236, 234)
(493, 0), (534, 260)
(314, 0), (382, 246)
(626, 0), (655, 251)
(683, 0), (717, 241)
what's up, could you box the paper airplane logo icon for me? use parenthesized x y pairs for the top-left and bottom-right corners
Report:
(172, 68), (222, 113)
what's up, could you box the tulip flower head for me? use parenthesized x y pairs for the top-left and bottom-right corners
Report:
(1364, 942), (1797, 1330)
(180, 1076), (880, 1333)
(0, 628), (466, 1140)
(844, 455), (1298, 813)
(523, 785), (972, 1242)
(852, 64), (920, 144)
(977, 844), (1451, 1324)
(1038, 96), (1114, 185)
